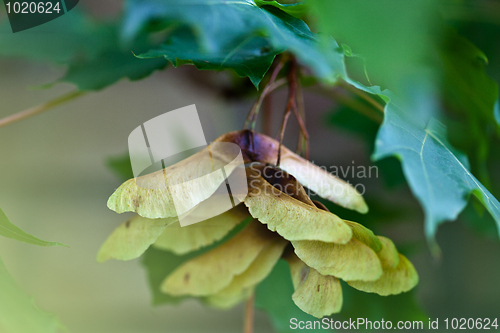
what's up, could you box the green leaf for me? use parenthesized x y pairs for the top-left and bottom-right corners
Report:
(59, 28), (168, 91)
(138, 27), (276, 88)
(62, 48), (167, 91)
(254, 0), (307, 18)
(495, 99), (500, 125)
(0, 10), (110, 63)
(255, 260), (332, 332)
(441, 30), (499, 127)
(0, 9), (167, 91)
(0, 255), (62, 333)
(373, 95), (500, 247)
(439, 30), (500, 186)
(339, 48), (500, 242)
(328, 105), (406, 188)
(0, 208), (66, 247)
(126, 0), (345, 86)
(309, 0), (500, 243)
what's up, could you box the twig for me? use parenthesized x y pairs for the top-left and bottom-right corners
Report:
(243, 78), (287, 130)
(276, 106), (292, 166)
(291, 103), (309, 158)
(243, 59), (286, 129)
(0, 91), (86, 128)
(276, 60), (297, 166)
(243, 293), (255, 333)
(243, 79), (285, 129)
(262, 93), (272, 136)
(293, 72), (309, 159)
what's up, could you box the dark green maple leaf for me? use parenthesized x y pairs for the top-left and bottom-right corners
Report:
(127, 0), (345, 87)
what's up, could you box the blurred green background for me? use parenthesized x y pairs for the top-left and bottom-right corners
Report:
(2, 56), (500, 333)
(1, 0), (500, 332)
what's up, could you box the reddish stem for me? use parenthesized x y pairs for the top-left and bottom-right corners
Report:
(276, 60), (298, 166)
(262, 93), (273, 136)
(243, 293), (255, 333)
(294, 76), (309, 159)
(243, 59), (285, 129)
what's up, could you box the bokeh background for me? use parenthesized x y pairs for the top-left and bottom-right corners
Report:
(1, 1), (500, 332)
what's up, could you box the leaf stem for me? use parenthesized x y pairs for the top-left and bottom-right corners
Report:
(243, 293), (255, 333)
(0, 91), (86, 128)
(314, 86), (383, 124)
(340, 81), (385, 113)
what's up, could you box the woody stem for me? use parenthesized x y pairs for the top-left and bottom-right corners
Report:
(292, 75), (309, 159)
(243, 293), (255, 333)
(276, 105), (292, 166)
(295, 77), (306, 155)
(292, 104), (309, 158)
(276, 60), (297, 166)
(262, 93), (273, 136)
(243, 59), (285, 129)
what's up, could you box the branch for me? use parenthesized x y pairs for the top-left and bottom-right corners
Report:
(276, 60), (297, 166)
(0, 91), (86, 128)
(294, 72), (309, 159)
(262, 93), (273, 136)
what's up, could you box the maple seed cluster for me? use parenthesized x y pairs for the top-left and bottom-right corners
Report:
(98, 130), (418, 318)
